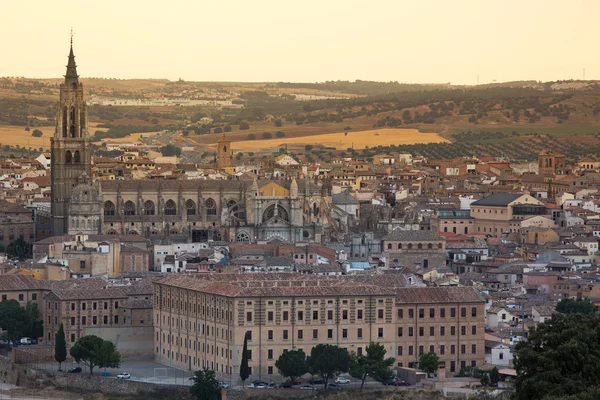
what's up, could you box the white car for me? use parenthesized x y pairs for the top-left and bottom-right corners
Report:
(335, 377), (351, 384)
(117, 373), (131, 379)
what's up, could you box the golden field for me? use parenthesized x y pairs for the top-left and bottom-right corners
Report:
(220, 128), (449, 152)
(93, 131), (161, 146)
(0, 125), (56, 150)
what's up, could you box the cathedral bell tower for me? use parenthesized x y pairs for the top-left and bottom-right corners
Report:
(50, 38), (92, 235)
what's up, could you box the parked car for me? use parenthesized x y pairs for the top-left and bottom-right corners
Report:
(267, 383), (278, 389)
(67, 367), (82, 373)
(327, 384), (343, 390)
(285, 378), (302, 385)
(248, 381), (267, 388)
(20, 337), (31, 345)
(116, 373), (131, 380)
(335, 377), (351, 384)
(299, 385), (317, 390)
(219, 382), (230, 389)
(189, 376), (198, 382)
(384, 377), (409, 386)
(282, 381), (293, 388)
(310, 377), (324, 385)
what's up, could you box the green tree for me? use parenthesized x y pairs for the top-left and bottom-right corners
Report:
(239, 121), (250, 130)
(480, 373), (490, 387)
(69, 335), (121, 376)
(159, 144), (182, 157)
(239, 333), (249, 387)
(55, 323), (67, 371)
(556, 298), (596, 314)
(419, 352), (439, 376)
(514, 313), (600, 400)
(305, 145), (313, 151)
(262, 132), (272, 139)
(349, 342), (395, 389)
(274, 119), (283, 127)
(223, 125), (232, 133)
(275, 131), (285, 138)
(307, 344), (350, 389)
(489, 366), (500, 386)
(213, 127), (223, 134)
(190, 368), (221, 400)
(0, 300), (42, 339)
(31, 129), (43, 137)
(275, 349), (307, 383)
(7, 237), (31, 260)
(247, 133), (256, 140)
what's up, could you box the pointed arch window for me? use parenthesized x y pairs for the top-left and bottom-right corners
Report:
(62, 107), (68, 138)
(236, 231), (250, 242)
(124, 201), (136, 216)
(186, 199), (197, 216)
(65, 151), (72, 164)
(74, 151), (81, 163)
(104, 201), (115, 216)
(70, 107), (76, 138)
(205, 198), (216, 216)
(144, 200), (155, 215)
(165, 200), (176, 216)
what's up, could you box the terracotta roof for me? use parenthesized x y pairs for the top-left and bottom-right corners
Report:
(395, 286), (485, 304)
(0, 274), (40, 291)
(48, 287), (128, 300)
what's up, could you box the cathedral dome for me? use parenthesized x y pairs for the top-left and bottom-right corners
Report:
(71, 173), (99, 204)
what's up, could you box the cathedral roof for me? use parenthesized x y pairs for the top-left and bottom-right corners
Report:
(99, 179), (252, 192)
(64, 41), (79, 86)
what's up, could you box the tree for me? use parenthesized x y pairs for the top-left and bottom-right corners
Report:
(307, 344), (350, 389)
(275, 131), (285, 138)
(247, 133), (256, 140)
(69, 335), (121, 376)
(213, 127), (223, 134)
(159, 144), (182, 157)
(274, 119), (283, 127)
(556, 298), (596, 314)
(55, 323), (67, 371)
(305, 145), (313, 151)
(239, 333), (249, 387)
(262, 132), (272, 139)
(275, 349), (307, 383)
(480, 373), (490, 387)
(489, 366), (500, 386)
(419, 352), (439, 376)
(349, 342), (395, 389)
(0, 300), (42, 339)
(7, 237), (31, 260)
(239, 121), (250, 130)
(223, 125), (232, 133)
(514, 313), (600, 400)
(190, 368), (221, 400)
(31, 129), (43, 137)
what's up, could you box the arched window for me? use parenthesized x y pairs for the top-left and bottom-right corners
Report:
(205, 198), (216, 216)
(104, 201), (115, 216)
(236, 231), (250, 242)
(107, 230), (118, 235)
(407, 243), (413, 250)
(262, 204), (289, 223)
(464, 227), (468, 234)
(144, 200), (155, 215)
(313, 203), (319, 217)
(165, 200), (176, 216)
(428, 243), (433, 249)
(387, 243), (392, 250)
(452, 227), (457, 234)
(227, 199), (237, 208)
(444, 227), (448, 232)
(128, 230), (138, 235)
(417, 243), (422, 250)
(124, 201), (136, 216)
(438, 243), (443, 249)
(70, 107), (76, 138)
(74, 151), (81, 163)
(65, 151), (72, 163)
(186, 199), (196, 216)
(62, 107), (68, 138)
(397, 243), (402, 250)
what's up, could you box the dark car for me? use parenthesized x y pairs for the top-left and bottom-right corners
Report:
(384, 378), (409, 386)
(282, 381), (293, 388)
(285, 378), (302, 385)
(327, 384), (343, 390)
(310, 377), (324, 385)
(68, 367), (82, 373)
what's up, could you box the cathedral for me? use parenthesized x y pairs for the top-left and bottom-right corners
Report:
(50, 42), (327, 243)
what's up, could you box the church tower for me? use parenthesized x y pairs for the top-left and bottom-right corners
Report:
(217, 134), (231, 169)
(50, 38), (93, 235)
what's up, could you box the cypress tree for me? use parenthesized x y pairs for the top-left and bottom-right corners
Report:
(55, 323), (67, 371)
(239, 333), (250, 387)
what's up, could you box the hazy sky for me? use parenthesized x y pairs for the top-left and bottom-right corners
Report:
(1, 0), (599, 85)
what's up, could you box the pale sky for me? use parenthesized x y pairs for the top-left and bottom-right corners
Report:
(1, 0), (599, 85)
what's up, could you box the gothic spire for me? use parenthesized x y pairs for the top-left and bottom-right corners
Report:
(64, 31), (79, 85)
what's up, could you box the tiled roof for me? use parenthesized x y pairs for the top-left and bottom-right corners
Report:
(383, 230), (445, 242)
(471, 193), (523, 207)
(395, 286), (485, 304)
(0, 274), (40, 291)
(47, 287), (128, 300)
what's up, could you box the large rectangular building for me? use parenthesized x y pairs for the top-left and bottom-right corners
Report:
(153, 273), (485, 383)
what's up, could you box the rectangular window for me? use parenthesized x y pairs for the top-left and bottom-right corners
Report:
(408, 327), (414, 337)
(247, 350), (252, 360)
(461, 308), (466, 318)
(103, 316), (108, 324)
(82, 303), (86, 310)
(246, 312), (252, 322)
(429, 308), (435, 318)
(313, 329), (318, 339)
(440, 308), (445, 318)
(378, 309), (384, 319)
(31, 294), (37, 301)
(408, 309), (414, 318)
(104, 302), (108, 310)
(397, 346), (403, 356)
(450, 361), (456, 372)
(419, 308), (424, 318)
(71, 303), (75, 311)
(93, 316), (97, 325)
(440, 345), (445, 355)
(358, 347), (363, 356)
(114, 315), (118, 324)
(81, 316), (86, 325)
(268, 366), (273, 375)
(93, 302), (97, 310)
(327, 329), (333, 339)
(283, 311), (289, 321)
(451, 308), (456, 318)
(246, 331), (252, 341)
(461, 345), (466, 354)
(268, 330), (274, 340)
(327, 310), (333, 320)
(298, 330), (303, 340)
(461, 326), (466, 336)
(298, 311), (303, 321)
(268, 311), (274, 322)
(357, 310), (363, 319)
(451, 345), (456, 355)
(80, 260), (86, 269)
(342, 329), (348, 339)
(283, 330), (289, 340)
(471, 307), (477, 318)
(397, 327), (403, 337)
(408, 346), (414, 356)
(430, 345), (434, 353)
(268, 349), (273, 360)
(313, 310), (318, 320)
(418, 346), (424, 356)
(378, 328), (384, 338)
(441, 326), (446, 336)
(357, 328), (363, 339)
(397, 309), (403, 319)
(71, 334), (75, 343)
(70, 317), (75, 326)
(419, 327), (424, 337)
(342, 310), (348, 320)
(430, 327), (434, 336)
(472, 326), (477, 335)
(472, 344), (477, 354)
